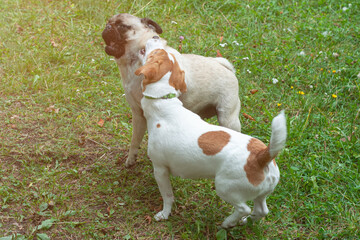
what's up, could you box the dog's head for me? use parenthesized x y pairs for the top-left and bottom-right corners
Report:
(134, 38), (186, 95)
(102, 13), (163, 59)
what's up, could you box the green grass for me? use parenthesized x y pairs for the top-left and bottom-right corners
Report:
(1, 0), (359, 239)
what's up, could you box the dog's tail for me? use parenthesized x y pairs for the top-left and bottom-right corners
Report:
(268, 110), (287, 159)
(214, 57), (236, 73)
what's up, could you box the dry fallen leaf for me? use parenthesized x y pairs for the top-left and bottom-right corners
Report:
(145, 215), (152, 224)
(50, 39), (59, 47)
(250, 89), (259, 94)
(242, 113), (256, 121)
(97, 118), (105, 127)
(45, 105), (59, 113)
(216, 50), (222, 57)
(15, 24), (23, 33)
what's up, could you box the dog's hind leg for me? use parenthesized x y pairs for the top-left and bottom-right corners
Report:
(153, 166), (174, 221)
(216, 179), (251, 228)
(240, 194), (270, 225)
(221, 203), (251, 228)
(217, 98), (241, 132)
(251, 195), (269, 220)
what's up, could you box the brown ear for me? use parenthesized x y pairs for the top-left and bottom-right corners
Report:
(135, 64), (159, 91)
(169, 54), (187, 93)
(135, 64), (156, 80)
(141, 18), (163, 34)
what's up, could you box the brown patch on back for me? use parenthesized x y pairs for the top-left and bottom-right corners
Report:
(273, 159), (276, 167)
(156, 123), (161, 128)
(244, 138), (272, 186)
(198, 131), (231, 156)
(134, 50), (186, 93)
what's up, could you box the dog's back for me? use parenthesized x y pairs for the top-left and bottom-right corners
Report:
(138, 39), (286, 226)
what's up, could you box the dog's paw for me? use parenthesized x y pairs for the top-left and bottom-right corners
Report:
(154, 211), (169, 221)
(124, 156), (136, 168)
(221, 219), (237, 229)
(239, 216), (248, 226)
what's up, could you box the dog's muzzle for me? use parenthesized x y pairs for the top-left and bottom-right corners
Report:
(102, 24), (126, 58)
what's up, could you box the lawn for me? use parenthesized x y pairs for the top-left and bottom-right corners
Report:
(0, 0), (359, 239)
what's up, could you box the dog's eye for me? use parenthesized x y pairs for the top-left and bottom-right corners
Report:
(115, 22), (130, 30)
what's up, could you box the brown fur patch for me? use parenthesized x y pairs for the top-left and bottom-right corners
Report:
(169, 53), (186, 93)
(244, 138), (271, 186)
(156, 123), (161, 128)
(198, 131), (231, 155)
(134, 50), (186, 93)
(273, 159), (276, 167)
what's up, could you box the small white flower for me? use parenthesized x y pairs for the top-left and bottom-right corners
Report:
(76, 89), (80, 92)
(348, 4), (352, 7)
(91, 59), (95, 63)
(298, 51), (306, 56)
(101, 81), (108, 85)
(322, 31), (329, 37)
(272, 78), (279, 84)
(333, 52), (339, 58)
(242, 57), (249, 60)
(309, 85), (313, 89)
(246, 5), (250, 8)
(171, 21), (178, 24)
(247, 69), (251, 74)
(232, 41), (240, 46)
(342, 7), (348, 11)
(108, 99), (111, 102)
(325, 93), (328, 96)
(319, 51), (323, 54)
(219, 43), (228, 47)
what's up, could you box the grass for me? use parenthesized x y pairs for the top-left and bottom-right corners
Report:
(0, 0), (359, 239)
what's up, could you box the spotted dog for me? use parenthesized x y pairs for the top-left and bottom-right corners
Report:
(135, 38), (287, 228)
(102, 13), (241, 167)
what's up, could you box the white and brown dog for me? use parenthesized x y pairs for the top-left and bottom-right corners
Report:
(102, 13), (241, 167)
(135, 38), (287, 228)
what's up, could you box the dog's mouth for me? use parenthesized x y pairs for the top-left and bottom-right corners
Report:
(102, 22), (129, 58)
(102, 15), (163, 59)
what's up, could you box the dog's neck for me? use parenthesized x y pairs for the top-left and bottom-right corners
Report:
(142, 72), (180, 99)
(144, 93), (177, 100)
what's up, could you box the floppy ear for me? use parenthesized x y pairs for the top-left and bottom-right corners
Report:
(169, 54), (187, 93)
(135, 64), (159, 91)
(135, 64), (156, 80)
(141, 18), (163, 34)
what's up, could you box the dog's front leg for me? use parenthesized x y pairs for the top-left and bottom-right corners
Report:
(124, 110), (147, 167)
(153, 166), (174, 221)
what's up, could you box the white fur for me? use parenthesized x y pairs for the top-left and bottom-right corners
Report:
(104, 14), (241, 167)
(140, 40), (287, 228)
(269, 110), (287, 158)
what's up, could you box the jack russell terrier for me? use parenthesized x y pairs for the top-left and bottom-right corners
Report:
(135, 37), (287, 228)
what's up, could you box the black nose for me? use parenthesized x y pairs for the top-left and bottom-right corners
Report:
(152, 36), (160, 39)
